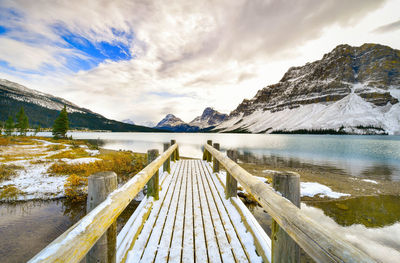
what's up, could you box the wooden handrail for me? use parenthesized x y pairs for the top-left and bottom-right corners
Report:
(204, 144), (376, 263)
(29, 143), (178, 263)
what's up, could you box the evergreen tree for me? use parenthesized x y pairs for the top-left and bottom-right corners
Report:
(16, 107), (29, 136)
(52, 105), (69, 138)
(5, 116), (14, 136)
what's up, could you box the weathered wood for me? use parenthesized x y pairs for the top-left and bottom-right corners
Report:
(271, 172), (300, 263)
(225, 150), (238, 199)
(86, 172), (118, 263)
(206, 140), (212, 162)
(171, 140), (176, 162)
(204, 144), (376, 263)
(212, 143), (220, 173)
(29, 143), (177, 263)
(163, 143), (171, 173)
(147, 149), (159, 200)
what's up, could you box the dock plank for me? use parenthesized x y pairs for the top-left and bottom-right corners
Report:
(119, 159), (266, 263)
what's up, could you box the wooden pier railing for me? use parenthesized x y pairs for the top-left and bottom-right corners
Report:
(29, 141), (179, 263)
(29, 139), (377, 263)
(204, 143), (376, 263)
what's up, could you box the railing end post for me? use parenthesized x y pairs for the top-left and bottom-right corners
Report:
(212, 143), (220, 173)
(87, 171), (117, 263)
(225, 149), (238, 199)
(163, 143), (171, 173)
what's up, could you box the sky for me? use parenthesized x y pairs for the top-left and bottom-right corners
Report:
(0, 0), (400, 126)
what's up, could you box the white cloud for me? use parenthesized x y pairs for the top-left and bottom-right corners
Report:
(0, 0), (399, 126)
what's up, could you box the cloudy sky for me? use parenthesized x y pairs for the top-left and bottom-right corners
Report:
(0, 0), (399, 126)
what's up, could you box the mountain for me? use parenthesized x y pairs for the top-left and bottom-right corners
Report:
(155, 114), (199, 132)
(122, 119), (135, 125)
(189, 107), (228, 129)
(215, 43), (400, 135)
(0, 79), (159, 132)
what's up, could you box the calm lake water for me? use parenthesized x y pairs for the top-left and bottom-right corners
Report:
(2, 132), (400, 262)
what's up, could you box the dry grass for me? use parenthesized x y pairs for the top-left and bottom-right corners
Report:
(47, 151), (147, 200)
(0, 185), (23, 200)
(0, 136), (11, 146)
(46, 144), (66, 151)
(47, 148), (91, 159)
(0, 164), (24, 182)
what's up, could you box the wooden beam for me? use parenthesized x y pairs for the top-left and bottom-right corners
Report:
(147, 149), (160, 200)
(86, 172), (118, 263)
(171, 140), (176, 162)
(29, 143), (177, 263)
(212, 143), (220, 173)
(163, 143), (171, 174)
(225, 150), (237, 199)
(206, 140), (212, 162)
(271, 172), (300, 263)
(204, 144), (376, 263)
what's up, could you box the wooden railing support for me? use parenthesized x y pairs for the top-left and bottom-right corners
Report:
(271, 172), (300, 263)
(206, 140), (212, 162)
(163, 143), (171, 173)
(204, 143), (376, 263)
(225, 150), (238, 199)
(86, 172), (118, 263)
(171, 140), (176, 162)
(146, 149), (159, 200)
(212, 143), (220, 173)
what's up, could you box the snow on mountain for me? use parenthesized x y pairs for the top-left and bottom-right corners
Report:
(0, 79), (95, 115)
(122, 119), (135, 125)
(189, 107), (228, 129)
(155, 114), (199, 132)
(215, 43), (400, 134)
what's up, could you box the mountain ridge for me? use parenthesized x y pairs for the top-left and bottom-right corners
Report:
(0, 79), (160, 132)
(215, 43), (400, 135)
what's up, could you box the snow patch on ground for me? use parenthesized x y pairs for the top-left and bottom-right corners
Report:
(362, 179), (378, 184)
(301, 182), (350, 198)
(60, 157), (101, 164)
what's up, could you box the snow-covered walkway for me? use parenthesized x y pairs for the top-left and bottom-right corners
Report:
(117, 160), (271, 263)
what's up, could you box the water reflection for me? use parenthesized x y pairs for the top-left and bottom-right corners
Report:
(0, 198), (138, 263)
(38, 132), (400, 181)
(301, 203), (400, 263)
(306, 195), (400, 228)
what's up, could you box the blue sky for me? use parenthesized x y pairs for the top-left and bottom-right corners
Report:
(0, 0), (399, 125)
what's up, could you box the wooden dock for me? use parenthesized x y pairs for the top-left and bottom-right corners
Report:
(117, 159), (266, 262)
(29, 140), (377, 263)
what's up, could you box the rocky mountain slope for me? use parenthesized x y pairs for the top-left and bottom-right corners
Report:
(156, 108), (228, 132)
(155, 114), (199, 132)
(215, 43), (400, 134)
(0, 79), (159, 132)
(189, 107), (228, 129)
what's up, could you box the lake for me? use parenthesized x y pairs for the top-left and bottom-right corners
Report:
(2, 132), (400, 262)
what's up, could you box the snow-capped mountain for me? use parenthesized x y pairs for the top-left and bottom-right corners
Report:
(215, 43), (400, 134)
(122, 119), (135, 125)
(155, 114), (199, 132)
(189, 107), (228, 129)
(0, 79), (158, 132)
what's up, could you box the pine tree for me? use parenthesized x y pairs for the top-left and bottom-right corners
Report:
(53, 105), (69, 138)
(5, 116), (14, 136)
(16, 107), (29, 136)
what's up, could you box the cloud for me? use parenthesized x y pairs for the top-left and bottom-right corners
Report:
(0, 0), (391, 125)
(372, 19), (400, 34)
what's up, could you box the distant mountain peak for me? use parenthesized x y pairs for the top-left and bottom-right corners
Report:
(189, 107), (228, 129)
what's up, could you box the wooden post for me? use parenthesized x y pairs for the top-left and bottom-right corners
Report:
(86, 172), (117, 263)
(170, 140), (176, 162)
(225, 150), (238, 199)
(213, 143), (220, 173)
(147, 149), (159, 200)
(206, 140), (212, 162)
(163, 143), (171, 173)
(271, 172), (300, 263)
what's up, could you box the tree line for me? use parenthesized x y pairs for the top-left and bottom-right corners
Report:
(1, 105), (70, 138)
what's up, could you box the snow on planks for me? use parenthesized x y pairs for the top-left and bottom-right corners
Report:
(118, 160), (264, 263)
